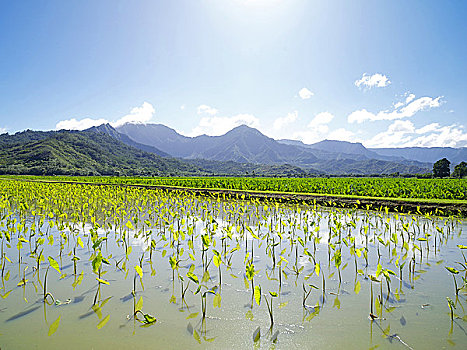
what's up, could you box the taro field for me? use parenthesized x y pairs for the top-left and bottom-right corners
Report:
(0, 179), (466, 349)
(11, 175), (467, 201)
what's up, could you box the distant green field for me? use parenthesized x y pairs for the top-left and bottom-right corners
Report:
(3, 175), (466, 201)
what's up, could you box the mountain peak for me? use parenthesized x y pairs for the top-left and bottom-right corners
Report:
(226, 124), (264, 137)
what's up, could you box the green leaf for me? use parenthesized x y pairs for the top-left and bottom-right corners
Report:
(92, 304), (103, 319)
(376, 263), (382, 278)
(213, 255), (221, 268)
(143, 313), (157, 324)
(48, 256), (61, 274)
(1, 290), (12, 299)
(253, 326), (261, 342)
(254, 285), (261, 306)
(48, 316), (61, 336)
(193, 329), (201, 344)
(333, 297), (340, 309)
(125, 221), (135, 231)
(187, 272), (199, 284)
(186, 312), (199, 319)
(243, 276), (249, 290)
(135, 296), (143, 312)
(375, 297), (382, 315)
(354, 281), (361, 295)
(446, 266), (459, 274)
(135, 265), (143, 279)
(201, 270), (210, 283)
(213, 293), (221, 308)
(96, 277), (109, 285)
(97, 315), (110, 329)
(72, 271), (84, 289)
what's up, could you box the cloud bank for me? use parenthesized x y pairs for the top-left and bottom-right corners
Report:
(273, 111), (298, 130)
(187, 107), (260, 137)
(348, 95), (442, 123)
(365, 120), (467, 148)
(55, 102), (155, 130)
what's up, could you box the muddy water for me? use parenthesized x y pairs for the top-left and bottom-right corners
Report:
(0, 200), (466, 349)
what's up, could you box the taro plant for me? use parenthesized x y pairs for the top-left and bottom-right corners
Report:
(446, 296), (456, 321)
(445, 266), (460, 296)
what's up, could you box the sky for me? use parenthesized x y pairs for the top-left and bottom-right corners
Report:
(1, 0), (466, 148)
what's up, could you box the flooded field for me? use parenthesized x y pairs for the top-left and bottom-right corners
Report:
(0, 180), (466, 349)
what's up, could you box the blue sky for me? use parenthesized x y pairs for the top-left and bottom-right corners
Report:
(0, 0), (466, 147)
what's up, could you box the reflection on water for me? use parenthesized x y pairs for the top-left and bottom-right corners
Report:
(0, 181), (466, 349)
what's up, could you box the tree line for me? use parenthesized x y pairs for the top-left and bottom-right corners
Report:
(433, 158), (467, 178)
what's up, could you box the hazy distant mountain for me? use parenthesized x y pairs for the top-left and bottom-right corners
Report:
(117, 123), (320, 166)
(309, 140), (383, 158)
(87, 123), (169, 157)
(311, 159), (429, 176)
(280, 138), (467, 166)
(185, 159), (323, 177)
(116, 123), (432, 174)
(369, 147), (467, 165)
(117, 123), (190, 156)
(278, 139), (400, 161)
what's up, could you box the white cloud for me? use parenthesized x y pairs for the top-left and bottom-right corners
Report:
(415, 122), (440, 134)
(393, 101), (405, 109)
(347, 95), (442, 123)
(364, 121), (415, 148)
(292, 130), (322, 144)
(399, 96), (442, 118)
(180, 104), (186, 110)
(0, 127), (7, 134)
(56, 117), (109, 131)
(388, 120), (415, 134)
(364, 120), (467, 148)
(56, 102), (156, 130)
(355, 73), (391, 89)
(291, 112), (336, 144)
(409, 125), (467, 147)
(405, 93), (415, 104)
(197, 104), (218, 116)
(327, 128), (356, 142)
(188, 113), (260, 137)
(298, 87), (314, 99)
(273, 111), (298, 130)
(347, 109), (376, 124)
(112, 102), (155, 127)
(308, 112), (334, 127)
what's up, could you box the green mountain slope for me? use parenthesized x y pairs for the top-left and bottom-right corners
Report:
(0, 130), (202, 176)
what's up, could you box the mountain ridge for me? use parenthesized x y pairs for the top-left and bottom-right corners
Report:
(0, 127), (317, 177)
(116, 122), (434, 174)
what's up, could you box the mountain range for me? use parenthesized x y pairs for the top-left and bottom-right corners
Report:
(0, 122), (465, 177)
(114, 123), (449, 175)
